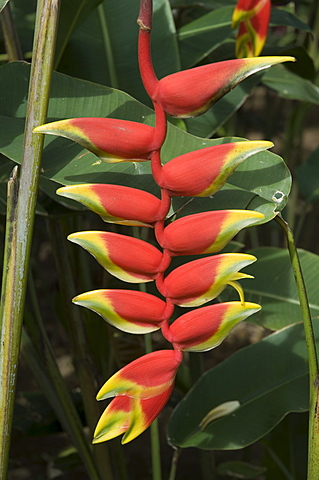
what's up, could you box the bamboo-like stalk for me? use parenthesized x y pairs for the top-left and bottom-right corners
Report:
(276, 214), (319, 480)
(0, 2), (61, 477)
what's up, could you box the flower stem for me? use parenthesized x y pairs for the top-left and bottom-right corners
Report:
(0, 1), (60, 476)
(275, 214), (319, 480)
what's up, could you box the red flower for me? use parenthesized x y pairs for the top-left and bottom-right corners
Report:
(232, 0), (271, 58)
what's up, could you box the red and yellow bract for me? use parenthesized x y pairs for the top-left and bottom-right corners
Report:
(160, 253), (256, 307)
(57, 184), (162, 227)
(73, 289), (167, 334)
(232, 0), (271, 58)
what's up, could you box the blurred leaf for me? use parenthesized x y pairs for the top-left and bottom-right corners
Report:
(167, 321), (313, 449)
(281, 46), (316, 80)
(242, 247), (319, 330)
(270, 8), (312, 32)
(0, 62), (291, 223)
(262, 66), (319, 104)
(217, 461), (267, 478)
(295, 146), (319, 203)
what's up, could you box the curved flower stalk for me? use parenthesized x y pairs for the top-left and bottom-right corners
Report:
(232, 0), (271, 58)
(35, 0), (295, 444)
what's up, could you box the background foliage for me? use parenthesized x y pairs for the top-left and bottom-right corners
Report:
(1, 0), (319, 478)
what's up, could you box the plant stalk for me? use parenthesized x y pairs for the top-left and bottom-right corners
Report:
(276, 214), (319, 480)
(0, 2), (23, 61)
(0, 2), (61, 477)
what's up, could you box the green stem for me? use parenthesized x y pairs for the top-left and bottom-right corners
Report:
(0, 2), (60, 477)
(275, 214), (319, 480)
(0, 2), (23, 61)
(168, 448), (181, 480)
(97, 3), (119, 88)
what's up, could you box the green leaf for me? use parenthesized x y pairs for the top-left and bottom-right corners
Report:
(55, 0), (103, 67)
(0, 62), (291, 222)
(0, 0), (9, 12)
(217, 461), (267, 478)
(262, 66), (319, 105)
(58, 0), (180, 105)
(241, 247), (319, 330)
(177, 6), (233, 68)
(270, 8), (312, 32)
(167, 321), (313, 450)
(295, 146), (319, 203)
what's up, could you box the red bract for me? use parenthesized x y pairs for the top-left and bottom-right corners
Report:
(96, 350), (182, 400)
(151, 57), (293, 117)
(169, 302), (261, 352)
(232, 0), (271, 58)
(34, 118), (158, 163)
(57, 184), (162, 227)
(159, 210), (264, 255)
(160, 253), (256, 307)
(158, 141), (272, 197)
(73, 289), (168, 334)
(93, 385), (174, 444)
(68, 231), (165, 283)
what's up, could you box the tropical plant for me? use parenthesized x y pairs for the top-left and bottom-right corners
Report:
(0, 0), (319, 479)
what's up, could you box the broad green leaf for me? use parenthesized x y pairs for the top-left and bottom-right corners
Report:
(240, 247), (319, 330)
(262, 66), (319, 104)
(58, 0), (180, 105)
(0, 62), (291, 222)
(177, 6), (233, 68)
(167, 322), (313, 449)
(295, 146), (319, 203)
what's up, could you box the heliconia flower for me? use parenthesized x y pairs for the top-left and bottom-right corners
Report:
(68, 231), (164, 283)
(57, 184), (162, 227)
(96, 349), (182, 400)
(160, 253), (256, 307)
(34, 118), (158, 163)
(169, 301), (261, 352)
(232, 0), (271, 58)
(93, 385), (174, 444)
(72, 289), (168, 334)
(159, 210), (265, 256)
(151, 57), (293, 117)
(157, 141), (272, 197)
